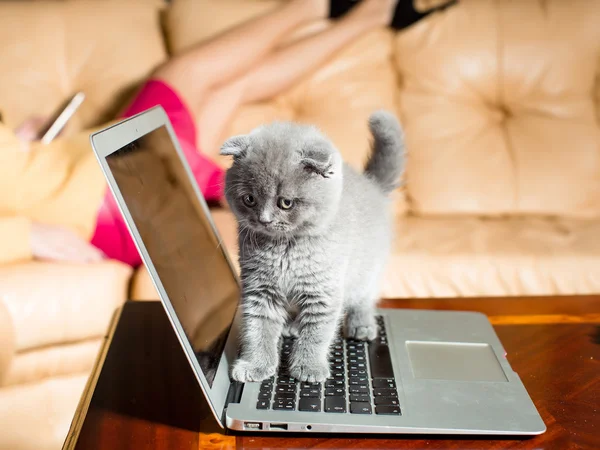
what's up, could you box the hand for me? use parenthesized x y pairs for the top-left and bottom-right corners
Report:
(30, 222), (105, 263)
(14, 116), (47, 150)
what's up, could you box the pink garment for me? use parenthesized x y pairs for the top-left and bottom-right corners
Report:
(91, 79), (224, 266)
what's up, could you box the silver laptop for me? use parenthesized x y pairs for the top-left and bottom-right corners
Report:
(90, 106), (546, 436)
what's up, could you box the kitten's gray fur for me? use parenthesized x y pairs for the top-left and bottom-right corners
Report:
(221, 110), (405, 383)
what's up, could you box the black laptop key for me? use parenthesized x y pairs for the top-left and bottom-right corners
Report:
(372, 379), (396, 389)
(325, 396), (346, 413)
(348, 361), (366, 368)
(373, 388), (398, 397)
(325, 379), (345, 387)
(374, 396), (399, 406)
(275, 385), (296, 394)
(347, 356), (366, 365)
(350, 394), (371, 403)
(349, 369), (367, 377)
(350, 402), (372, 414)
(349, 377), (369, 386)
(325, 387), (345, 396)
(299, 388), (321, 398)
(332, 369), (345, 377)
(301, 382), (320, 390)
(256, 400), (270, 409)
(277, 377), (297, 385)
(274, 392), (296, 400)
(273, 401), (295, 411)
(258, 391), (271, 400)
(349, 373), (368, 381)
(349, 385), (369, 395)
(368, 341), (394, 379)
(299, 397), (322, 412)
(375, 405), (401, 415)
(259, 384), (272, 393)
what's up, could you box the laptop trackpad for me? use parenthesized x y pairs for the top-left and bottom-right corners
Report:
(406, 341), (508, 382)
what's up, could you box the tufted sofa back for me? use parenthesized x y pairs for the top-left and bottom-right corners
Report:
(165, 0), (600, 218)
(1, 0), (599, 219)
(0, 0), (167, 133)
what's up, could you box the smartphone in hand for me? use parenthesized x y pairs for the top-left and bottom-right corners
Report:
(38, 92), (85, 144)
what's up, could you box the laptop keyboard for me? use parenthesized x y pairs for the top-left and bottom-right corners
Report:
(256, 315), (400, 415)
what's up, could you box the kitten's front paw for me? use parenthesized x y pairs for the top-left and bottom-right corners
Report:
(345, 310), (378, 341)
(231, 359), (277, 382)
(289, 359), (330, 383)
(345, 323), (378, 341)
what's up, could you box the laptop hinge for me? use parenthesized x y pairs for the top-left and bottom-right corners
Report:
(224, 381), (244, 411)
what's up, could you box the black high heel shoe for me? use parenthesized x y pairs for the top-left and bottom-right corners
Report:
(391, 0), (457, 30)
(328, 0), (457, 30)
(329, 0), (361, 19)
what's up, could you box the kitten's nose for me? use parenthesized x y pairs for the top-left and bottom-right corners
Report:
(258, 210), (273, 225)
(259, 210), (273, 226)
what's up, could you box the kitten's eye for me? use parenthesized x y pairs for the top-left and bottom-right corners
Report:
(242, 194), (257, 207)
(278, 198), (294, 210)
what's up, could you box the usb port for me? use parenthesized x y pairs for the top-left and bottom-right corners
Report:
(244, 422), (262, 430)
(270, 423), (288, 431)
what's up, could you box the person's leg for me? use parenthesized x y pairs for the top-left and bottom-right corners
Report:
(154, 0), (328, 109)
(196, 0), (397, 153)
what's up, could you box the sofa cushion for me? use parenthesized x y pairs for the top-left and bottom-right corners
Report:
(0, 0), (167, 132)
(0, 301), (15, 385)
(165, 0), (281, 54)
(0, 261), (131, 352)
(384, 215), (600, 298)
(1, 339), (102, 388)
(395, 0), (600, 218)
(200, 207), (600, 298)
(0, 374), (88, 450)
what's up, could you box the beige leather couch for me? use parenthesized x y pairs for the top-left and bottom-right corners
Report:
(0, 0), (599, 449)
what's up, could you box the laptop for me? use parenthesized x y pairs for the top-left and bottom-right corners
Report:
(89, 106), (546, 435)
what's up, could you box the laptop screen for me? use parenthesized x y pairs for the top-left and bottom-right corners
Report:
(105, 125), (239, 387)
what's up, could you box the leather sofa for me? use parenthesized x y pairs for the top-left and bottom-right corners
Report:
(0, 0), (598, 449)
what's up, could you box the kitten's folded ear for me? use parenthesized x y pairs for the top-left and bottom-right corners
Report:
(301, 144), (340, 178)
(220, 135), (250, 159)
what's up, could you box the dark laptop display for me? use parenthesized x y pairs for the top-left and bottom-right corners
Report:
(106, 125), (239, 387)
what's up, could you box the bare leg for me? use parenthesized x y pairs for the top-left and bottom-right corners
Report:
(197, 0), (398, 152)
(154, 0), (328, 106)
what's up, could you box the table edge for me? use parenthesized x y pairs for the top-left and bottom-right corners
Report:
(61, 306), (124, 450)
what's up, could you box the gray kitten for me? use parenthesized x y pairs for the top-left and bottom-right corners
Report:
(220, 111), (405, 383)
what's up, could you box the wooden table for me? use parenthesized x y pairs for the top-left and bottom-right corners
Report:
(63, 296), (600, 450)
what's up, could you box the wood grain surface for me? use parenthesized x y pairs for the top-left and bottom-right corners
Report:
(65, 296), (600, 450)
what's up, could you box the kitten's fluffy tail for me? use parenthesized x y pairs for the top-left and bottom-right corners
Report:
(364, 110), (405, 195)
